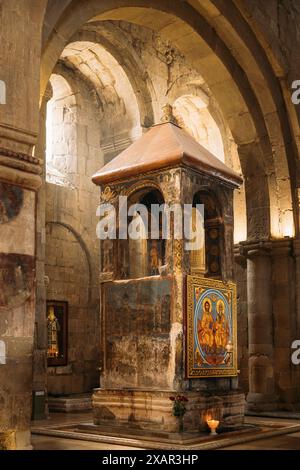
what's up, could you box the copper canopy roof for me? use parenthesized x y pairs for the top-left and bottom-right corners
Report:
(92, 121), (242, 187)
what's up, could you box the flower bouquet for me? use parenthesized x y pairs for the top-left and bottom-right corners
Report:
(169, 394), (188, 432)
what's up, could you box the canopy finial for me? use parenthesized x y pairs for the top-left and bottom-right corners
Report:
(160, 103), (178, 125)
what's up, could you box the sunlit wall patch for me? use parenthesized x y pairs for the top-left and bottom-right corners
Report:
(0, 80), (6, 104)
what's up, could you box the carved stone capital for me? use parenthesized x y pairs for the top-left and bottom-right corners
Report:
(239, 238), (294, 260)
(233, 245), (247, 268)
(238, 239), (272, 259)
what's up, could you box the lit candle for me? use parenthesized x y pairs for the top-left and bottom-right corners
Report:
(207, 419), (219, 435)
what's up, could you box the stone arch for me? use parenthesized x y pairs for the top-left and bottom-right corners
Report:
(188, 0), (298, 238)
(167, 82), (247, 243)
(198, 0), (300, 188)
(58, 38), (145, 160)
(70, 24), (155, 128)
(40, 0), (296, 240)
(166, 79), (232, 165)
(46, 221), (92, 302)
(45, 220), (96, 394)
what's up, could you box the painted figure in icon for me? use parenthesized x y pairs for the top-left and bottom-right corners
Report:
(149, 240), (160, 275)
(47, 306), (60, 358)
(214, 299), (229, 351)
(197, 298), (214, 351)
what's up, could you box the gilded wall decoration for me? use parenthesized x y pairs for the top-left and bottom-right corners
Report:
(46, 300), (68, 366)
(174, 239), (183, 271)
(100, 186), (117, 203)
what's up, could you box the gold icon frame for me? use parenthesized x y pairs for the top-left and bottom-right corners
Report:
(186, 275), (237, 378)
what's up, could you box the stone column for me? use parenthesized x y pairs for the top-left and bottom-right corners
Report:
(271, 240), (295, 404)
(0, 0), (46, 449)
(242, 241), (277, 410)
(294, 240), (300, 340)
(32, 85), (53, 419)
(233, 246), (248, 393)
(0, 155), (42, 449)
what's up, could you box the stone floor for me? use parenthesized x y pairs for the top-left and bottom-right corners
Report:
(222, 432), (300, 450)
(31, 412), (300, 450)
(32, 434), (140, 450)
(31, 431), (300, 450)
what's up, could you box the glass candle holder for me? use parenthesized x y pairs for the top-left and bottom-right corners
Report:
(207, 419), (219, 435)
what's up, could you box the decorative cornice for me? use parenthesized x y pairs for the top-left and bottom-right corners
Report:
(0, 147), (41, 165)
(0, 164), (42, 191)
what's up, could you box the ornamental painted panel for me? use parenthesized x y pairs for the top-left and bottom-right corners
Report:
(186, 275), (237, 378)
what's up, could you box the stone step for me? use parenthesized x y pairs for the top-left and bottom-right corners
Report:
(48, 394), (92, 413)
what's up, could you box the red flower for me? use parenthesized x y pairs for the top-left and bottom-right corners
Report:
(169, 394), (188, 418)
(169, 394), (188, 402)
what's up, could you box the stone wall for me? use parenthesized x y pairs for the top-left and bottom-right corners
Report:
(0, 184), (37, 449)
(43, 70), (102, 396)
(45, 218), (98, 394)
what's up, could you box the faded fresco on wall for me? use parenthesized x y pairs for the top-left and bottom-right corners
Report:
(0, 254), (35, 309)
(105, 279), (171, 336)
(0, 185), (35, 256)
(103, 278), (172, 388)
(0, 183), (24, 224)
